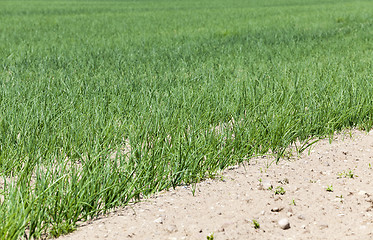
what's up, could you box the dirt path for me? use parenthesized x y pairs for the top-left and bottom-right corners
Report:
(58, 130), (373, 240)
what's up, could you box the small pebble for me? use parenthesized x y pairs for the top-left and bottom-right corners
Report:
(319, 224), (329, 230)
(278, 218), (291, 230)
(271, 207), (283, 212)
(297, 214), (305, 220)
(154, 217), (163, 224)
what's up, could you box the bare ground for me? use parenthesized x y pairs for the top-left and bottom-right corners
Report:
(58, 129), (373, 240)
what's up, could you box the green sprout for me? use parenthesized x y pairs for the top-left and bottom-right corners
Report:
(337, 169), (357, 178)
(326, 185), (333, 192)
(252, 219), (260, 229)
(275, 186), (286, 195)
(207, 233), (214, 240)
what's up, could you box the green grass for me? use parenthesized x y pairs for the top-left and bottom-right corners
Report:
(0, 0), (372, 238)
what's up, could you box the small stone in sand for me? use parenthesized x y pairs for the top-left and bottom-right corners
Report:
(297, 214), (305, 220)
(271, 207), (283, 212)
(319, 224), (329, 230)
(154, 217), (163, 224)
(278, 218), (290, 230)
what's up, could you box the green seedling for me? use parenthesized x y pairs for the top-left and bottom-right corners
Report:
(275, 186), (286, 195)
(346, 170), (356, 178)
(207, 233), (214, 240)
(326, 185), (334, 192)
(291, 199), (296, 206)
(252, 219), (260, 229)
(337, 169), (356, 178)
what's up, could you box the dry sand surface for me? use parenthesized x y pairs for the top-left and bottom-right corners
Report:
(58, 130), (373, 240)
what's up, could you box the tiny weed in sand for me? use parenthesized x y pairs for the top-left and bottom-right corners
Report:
(346, 170), (356, 178)
(336, 195), (343, 202)
(206, 233), (214, 240)
(369, 163), (372, 169)
(258, 178), (262, 183)
(337, 169), (357, 178)
(275, 186), (286, 195)
(252, 219), (260, 229)
(326, 185), (334, 192)
(219, 175), (225, 182)
(291, 199), (296, 206)
(268, 186), (273, 190)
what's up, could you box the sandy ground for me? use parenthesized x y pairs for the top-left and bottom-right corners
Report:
(58, 129), (373, 240)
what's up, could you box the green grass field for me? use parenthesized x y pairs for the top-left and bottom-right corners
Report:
(0, 0), (372, 238)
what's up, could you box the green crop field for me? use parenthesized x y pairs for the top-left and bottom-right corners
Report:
(0, 0), (372, 238)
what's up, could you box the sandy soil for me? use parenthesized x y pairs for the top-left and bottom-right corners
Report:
(58, 129), (373, 240)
